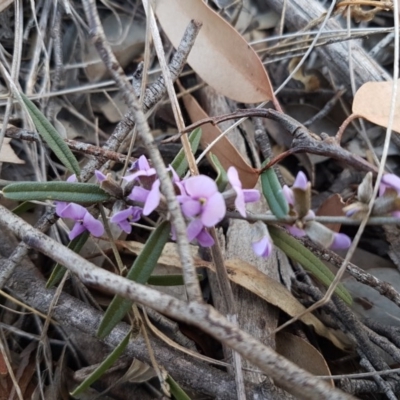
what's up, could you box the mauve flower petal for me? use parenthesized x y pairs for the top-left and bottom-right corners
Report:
(234, 191), (246, 217)
(67, 174), (77, 183)
(55, 201), (68, 217)
(282, 185), (294, 205)
(110, 208), (134, 223)
(128, 186), (149, 203)
(83, 212), (104, 237)
(187, 219), (204, 242)
(392, 211), (400, 218)
(330, 233), (351, 250)
(252, 236), (272, 258)
(243, 189), (260, 203)
(287, 225), (306, 237)
(69, 222), (86, 240)
(293, 171), (308, 191)
(143, 180), (160, 215)
(119, 219), (133, 234)
(137, 155), (150, 171)
(201, 192), (226, 226)
(123, 170), (147, 183)
(59, 203), (86, 220)
(196, 229), (215, 247)
(181, 199), (202, 217)
(184, 175), (218, 198)
(382, 174), (400, 192)
(95, 170), (106, 182)
(227, 167), (241, 188)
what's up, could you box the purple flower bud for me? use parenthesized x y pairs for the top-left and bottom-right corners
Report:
(227, 167), (260, 217)
(292, 171), (309, 191)
(330, 233), (352, 250)
(95, 170), (107, 182)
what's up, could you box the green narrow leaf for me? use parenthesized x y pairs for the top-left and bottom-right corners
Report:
(20, 92), (81, 176)
(260, 160), (289, 219)
(209, 153), (228, 192)
(70, 330), (131, 397)
(97, 221), (171, 339)
(167, 375), (191, 400)
(46, 232), (90, 288)
(148, 274), (203, 286)
(3, 182), (110, 203)
(171, 128), (202, 177)
(269, 225), (352, 305)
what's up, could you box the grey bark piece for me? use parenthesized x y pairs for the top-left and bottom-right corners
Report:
(266, 0), (390, 89)
(200, 87), (289, 386)
(0, 228), (278, 400)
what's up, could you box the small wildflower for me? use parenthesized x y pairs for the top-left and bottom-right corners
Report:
(110, 206), (142, 233)
(227, 167), (260, 217)
(251, 221), (273, 258)
(128, 179), (161, 216)
(55, 202), (104, 240)
(179, 175), (226, 226)
(124, 155), (156, 182)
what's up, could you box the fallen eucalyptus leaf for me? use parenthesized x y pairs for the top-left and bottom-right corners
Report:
(154, 0), (273, 103)
(353, 80), (400, 133)
(181, 90), (259, 188)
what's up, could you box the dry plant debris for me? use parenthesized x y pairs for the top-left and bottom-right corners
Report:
(0, 0), (399, 399)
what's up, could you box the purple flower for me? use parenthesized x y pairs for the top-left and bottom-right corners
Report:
(380, 174), (400, 196)
(227, 167), (260, 217)
(124, 155), (156, 183)
(128, 179), (161, 216)
(178, 175), (226, 244)
(110, 206), (142, 233)
(55, 202), (104, 240)
(252, 234), (273, 258)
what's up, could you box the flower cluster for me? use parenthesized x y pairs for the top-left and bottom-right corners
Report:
(55, 156), (354, 258)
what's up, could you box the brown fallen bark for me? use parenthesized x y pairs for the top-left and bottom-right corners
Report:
(0, 227), (282, 400)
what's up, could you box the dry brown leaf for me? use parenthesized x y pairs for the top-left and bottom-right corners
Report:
(119, 241), (350, 350)
(0, 138), (25, 164)
(352, 80), (400, 133)
(181, 91), (259, 188)
(316, 194), (346, 232)
(276, 332), (333, 390)
(154, 0), (273, 103)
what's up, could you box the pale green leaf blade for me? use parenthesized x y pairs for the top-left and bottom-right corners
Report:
(71, 330), (131, 396)
(46, 231), (90, 288)
(97, 221), (171, 339)
(269, 225), (352, 305)
(260, 161), (289, 219)
(20, 92), (81, 176)
(3, 182), (110, 203)
(171, 128), (202, 177)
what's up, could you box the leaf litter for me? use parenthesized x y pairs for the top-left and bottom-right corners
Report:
(0, 0), (399, 399)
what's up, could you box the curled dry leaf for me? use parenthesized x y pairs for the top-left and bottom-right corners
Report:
(0, 138), (24, 164)
(119, 241), (351, 350)
(153, 0), (273, 103)
(352, 80), (400, 133)
(181, 90), (259, 188)
(276, 332), (333, 390)
(316, 194), (346, 233)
